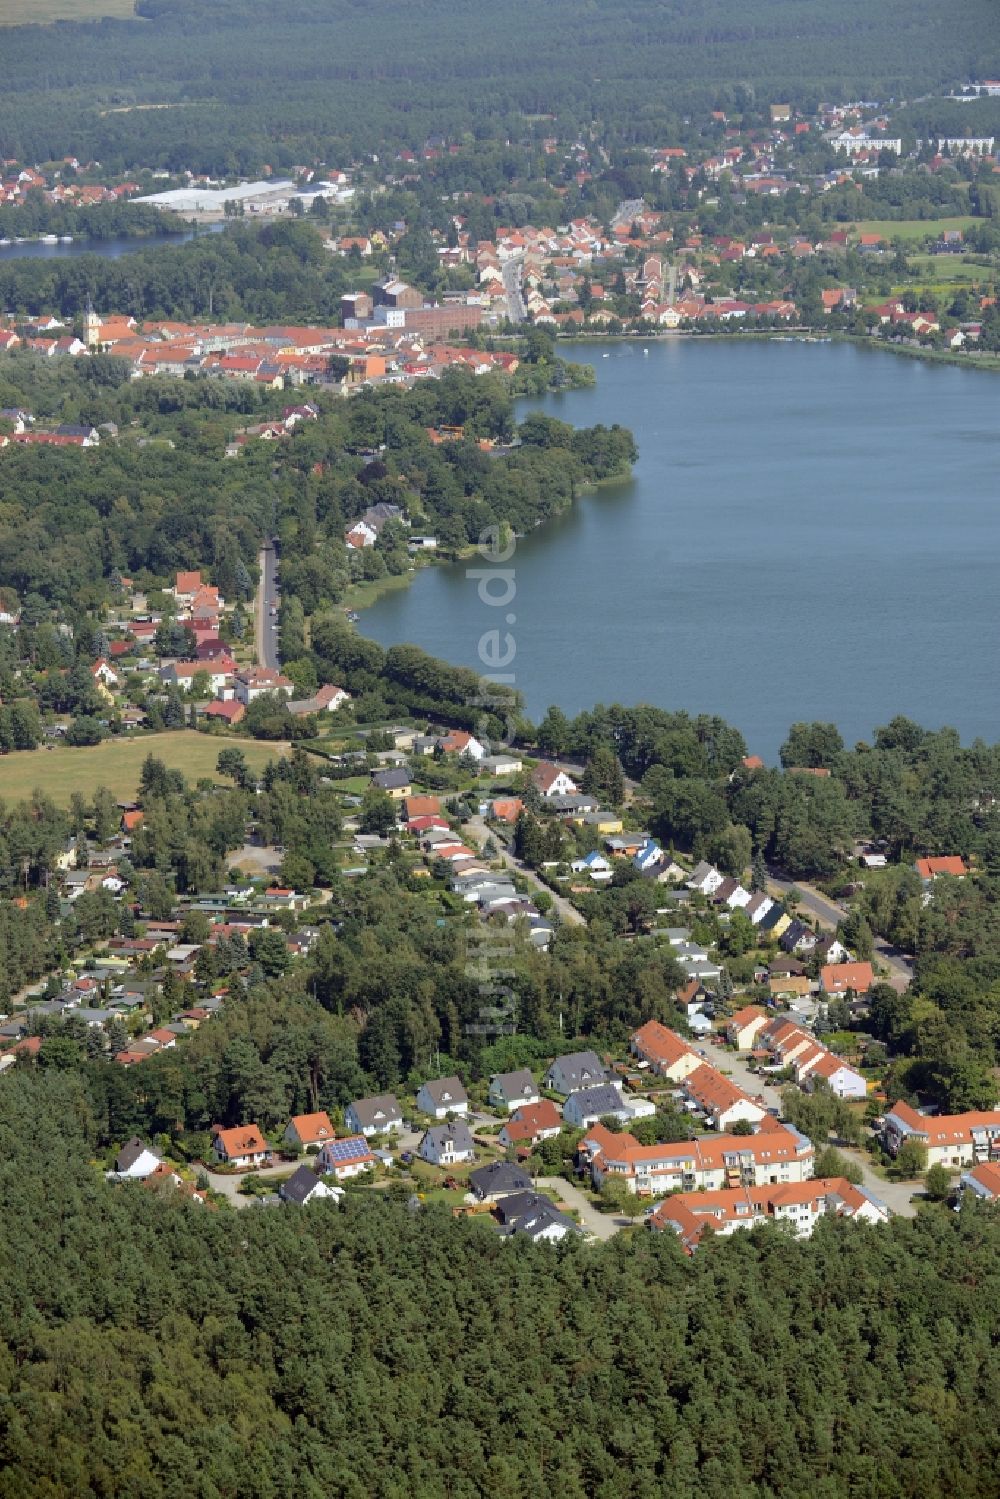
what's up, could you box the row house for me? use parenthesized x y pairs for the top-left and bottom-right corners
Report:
(590, 1118), (814, 1197)
(630, 1020), (701, 1082)
(649, 1176), (888, 1251)
(882, 1101), (1000, 1168)
(680, 1062), (768, 1130)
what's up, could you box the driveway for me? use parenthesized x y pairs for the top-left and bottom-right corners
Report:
(466, 814), (586, 926)
(535, 1175), (626, 1240)
(714, 1047), (783, 1113)
(837, 1147), (918, 1218)
(200, 1162), (295, 1207)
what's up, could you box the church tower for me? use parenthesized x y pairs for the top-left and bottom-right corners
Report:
(82, 295), (101, 351)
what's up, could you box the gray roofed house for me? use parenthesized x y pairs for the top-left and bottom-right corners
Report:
(488, 1069), (540, 1112)
(561, 1082), (631, 1129)
(344, 1093), (404, 1137)
(418, 1120), (475, 1166)
(279, 1163), (343, 1206)
(494, 1190), (576, 1244)
(548, 792), (601, 814)
(542, 1050), (608, 1097)
(416, 1075), (469, 1118)
(371, 767), (411, 794)
(468, 1160), (534, 1202)
(72, 1006), (119, 1028)
(109, 1137), (162, 1180)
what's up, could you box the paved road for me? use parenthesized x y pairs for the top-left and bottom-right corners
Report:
(536, 1176), (626, 1239)
(466, 814), (586, 926)
(767, 870), (913, 989)
(502, 254), (526, 324)
(256, 543), (280, 670)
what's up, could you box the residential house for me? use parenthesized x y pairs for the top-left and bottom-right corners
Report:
(498, 1099), (563, 1148)
(630, 1020), (701, 1082)
(479, 753), (523, 776)
(542, 1050), (608, 1097)
(279, 1163), (343, 1206)
(562, 1082), (654, 1130)
(287, 684), (351, 716)
(590, 1119), (815, 1197)
(681, 1063), (767, 1130)
(727, 1004), (769, 1050)
(488, 1069), (540, 1113)
(649, 1176), (887, 1251)
(371, 767), (412, 799)
(796, 1048), (866, 1100)
(468, 1160), (534, 1202)
(234, 668), (294, 705)
(416, 1075), (469, 1118)
(687, 861), (724, 895)
(532, 762), (578, 798)
(107, 1137), (162, 1180)
(915, 856), (967, 882)
(344, 1093), (404, 1137)
(283, 1111), (336, 1151)
(571, 850), (613, 883)
(317, 1134), (377, 1180)
(494, 1190), (576, 1244)
(605, 832), (650, 859)
(438, 729), (485, 759)
(418, 1121), (475, 1166)
(404, 794), (442, 822)
(211, 1123), (271, 1169)
(958, 1160), (1000, 1202)
(820, 961), (874, 997)
(882, 1102), (1000, 1168)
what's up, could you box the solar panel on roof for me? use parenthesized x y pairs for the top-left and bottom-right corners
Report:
(325, 1137), (369, 1163)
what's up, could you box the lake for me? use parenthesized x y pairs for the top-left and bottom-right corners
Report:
(0, 225), (220, 261)
(360, 338), (1000, 760)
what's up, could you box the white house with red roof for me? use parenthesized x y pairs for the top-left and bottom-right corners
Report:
(648, 1176), (888, 1251)
(211, 1123), (271, 1169)
(726, 1004), (769, 1050)
(914, 856), (967, 882)
(531, 761), (577, 798)
(235, 667), (294, 704)
(882, 1102), (1000, 1168)
(630, 1020), (701, 1082)
(438, 729), (485, 760)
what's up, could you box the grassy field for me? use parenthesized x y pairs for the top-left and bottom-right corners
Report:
(0, 732), (287, 806)
(0, 0), (135, 22)
(853, 216), (981, 242)
(903, 254), (991, 285)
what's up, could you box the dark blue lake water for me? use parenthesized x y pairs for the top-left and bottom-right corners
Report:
(364, 338), (1000, 759)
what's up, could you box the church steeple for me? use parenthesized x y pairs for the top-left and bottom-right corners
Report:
(82, 294), (101, 350)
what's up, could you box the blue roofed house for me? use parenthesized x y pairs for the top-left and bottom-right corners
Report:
(633, 839), (663, 874)
(571, 850), (613, 883)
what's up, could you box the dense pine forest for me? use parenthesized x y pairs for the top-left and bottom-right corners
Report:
(0, 1068), (998, 1498)
(1, 0), (998, 172)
